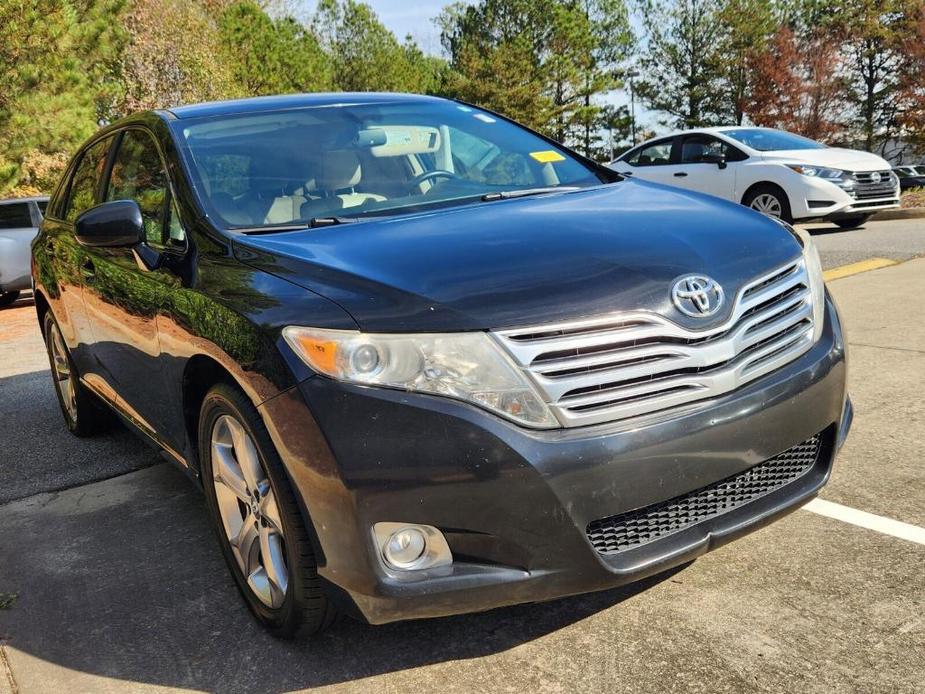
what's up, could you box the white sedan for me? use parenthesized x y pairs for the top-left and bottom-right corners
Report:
(610, 127), (900, 228)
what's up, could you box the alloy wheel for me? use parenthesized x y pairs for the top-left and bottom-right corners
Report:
(49, 322), (77, 421)
(210, 414), (289, 609)
(749, 193), (783, 218)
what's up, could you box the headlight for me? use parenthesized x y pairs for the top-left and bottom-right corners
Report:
(786, 164), (844, 180)
(790, 226), (826, 343)
(282, 327), (558, 428)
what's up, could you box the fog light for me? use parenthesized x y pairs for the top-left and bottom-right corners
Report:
(384, 528), (427, 568)
(373, 522), (453, 571)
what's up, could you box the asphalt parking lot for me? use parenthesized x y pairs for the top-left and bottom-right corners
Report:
(0, 217), (923, 693)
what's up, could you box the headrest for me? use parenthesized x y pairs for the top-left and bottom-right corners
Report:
(319, 150), (362, 191)
(683, 142), (706, 160)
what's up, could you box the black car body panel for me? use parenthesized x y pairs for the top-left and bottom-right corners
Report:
(31, 94), (851, 626)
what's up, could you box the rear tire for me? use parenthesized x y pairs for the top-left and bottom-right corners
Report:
(198, 382), (338, 638)
(743, 184), (793, 224)
(42, 312), (112, 437)
(834, 214), (872, 230)
(0, 290), (20, 308)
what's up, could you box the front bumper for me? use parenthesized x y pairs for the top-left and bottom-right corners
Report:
(786, 174), (900, 221)
(259, 297), (850, 625)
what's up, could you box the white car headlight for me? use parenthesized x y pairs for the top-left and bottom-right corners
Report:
(282, 327), (558, 428)
(791, 226), (826, 343)
(786, 164), (844, 180)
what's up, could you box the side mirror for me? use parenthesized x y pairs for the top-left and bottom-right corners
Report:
(75, 200), (145, 248)
(702, 152), (727, 169)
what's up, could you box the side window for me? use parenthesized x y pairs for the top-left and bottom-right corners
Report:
(681, 135), (748, 164)
(0, 203), (33, 229)
(65, 137), (114, 222)
(626, 140), (673, 166)
(107, 130), (185, 250)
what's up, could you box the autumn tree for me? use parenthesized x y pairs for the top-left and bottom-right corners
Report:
(836, 0), (922, 153)
(747, 26), (848, 141)
(118, 0), (237, 113)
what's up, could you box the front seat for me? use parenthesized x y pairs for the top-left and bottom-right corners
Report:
(302, 150), (385, 219)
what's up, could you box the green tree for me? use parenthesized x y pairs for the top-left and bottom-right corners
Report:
(439, 0), (632, 154)
(635, 0), (728, 128)
(0, 0), (125, 195)
(439, 0), (555, 132)
(715, 0), (777, 124)
(219, 1), (332, 95)
(315, 0), (446, 93)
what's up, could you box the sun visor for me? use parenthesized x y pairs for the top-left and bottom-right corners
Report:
(357, 126), (441, 157)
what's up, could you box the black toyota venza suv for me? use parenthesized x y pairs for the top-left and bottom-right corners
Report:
(32, 93), (852, 636)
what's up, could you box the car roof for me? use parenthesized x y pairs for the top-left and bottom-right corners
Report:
(634, 125), (776, 144)
(164, 92), (449, 120)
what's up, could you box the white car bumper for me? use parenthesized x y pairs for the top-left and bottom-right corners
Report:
(785, 172), (900, 221)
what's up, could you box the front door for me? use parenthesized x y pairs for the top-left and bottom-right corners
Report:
(82, 128), (187, 445)
(663, 134), (746, 201)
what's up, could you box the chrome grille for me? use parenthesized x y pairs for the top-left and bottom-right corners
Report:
(586, 434), (823, 554)
(852, 170), (897, 200)
(492, 258), (814, 428)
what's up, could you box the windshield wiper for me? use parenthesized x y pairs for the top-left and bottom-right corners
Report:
(234, 216), (361, 235)
(480, 186), (580, 202)
(308, 216), (361, 228)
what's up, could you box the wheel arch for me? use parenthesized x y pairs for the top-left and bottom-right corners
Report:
(33, 288), (51, 329)
(741, 180), (791, 207)
(181, 354), (242, 473)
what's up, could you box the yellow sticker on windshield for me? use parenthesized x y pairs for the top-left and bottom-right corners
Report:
(530, 150), (566, 163)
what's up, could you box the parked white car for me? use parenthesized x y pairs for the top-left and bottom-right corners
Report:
(0, 196), (48, 306)
(610, 127), (900, 228)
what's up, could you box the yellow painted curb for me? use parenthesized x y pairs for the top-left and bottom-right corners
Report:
(823, 257), (898, 282)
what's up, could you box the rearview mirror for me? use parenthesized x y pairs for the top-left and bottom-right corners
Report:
(702, 152), (727, 169)
(75, 200), (145, 248)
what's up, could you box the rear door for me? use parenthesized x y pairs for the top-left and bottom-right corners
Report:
(81, 128), (187, 443)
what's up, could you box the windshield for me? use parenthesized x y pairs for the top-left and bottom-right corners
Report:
(172, 100), (602, 230)
(722, 129), (827, 152)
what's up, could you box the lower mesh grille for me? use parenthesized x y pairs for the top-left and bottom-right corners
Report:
(586, 434), (823, 555)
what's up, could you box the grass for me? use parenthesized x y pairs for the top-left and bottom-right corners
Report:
(0, 593), (17, 610)
(901, 188), (925, 208)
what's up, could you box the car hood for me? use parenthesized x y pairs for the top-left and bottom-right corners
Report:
(233, 180), (802, 333)
(761, 147), (891, 172)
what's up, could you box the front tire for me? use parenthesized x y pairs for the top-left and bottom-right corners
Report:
(834, 214), (872, 230)
(198, 382), (337, 638)
(743, 184), (793, 223)
(43, 312), (112, 437)
(0, 290), (20, 308)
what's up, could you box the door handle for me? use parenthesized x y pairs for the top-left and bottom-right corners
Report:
(620, 171), (633, 176)
(673, 172), (688, 178)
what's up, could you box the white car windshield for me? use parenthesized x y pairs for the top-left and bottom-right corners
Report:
(173, 100), (603, 230)
(723, 129), (827, 152)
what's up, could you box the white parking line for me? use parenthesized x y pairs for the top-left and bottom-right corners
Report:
(803, 498), (925, 546)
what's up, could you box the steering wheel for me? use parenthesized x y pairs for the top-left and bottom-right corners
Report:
(406, 169), (459, 192)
